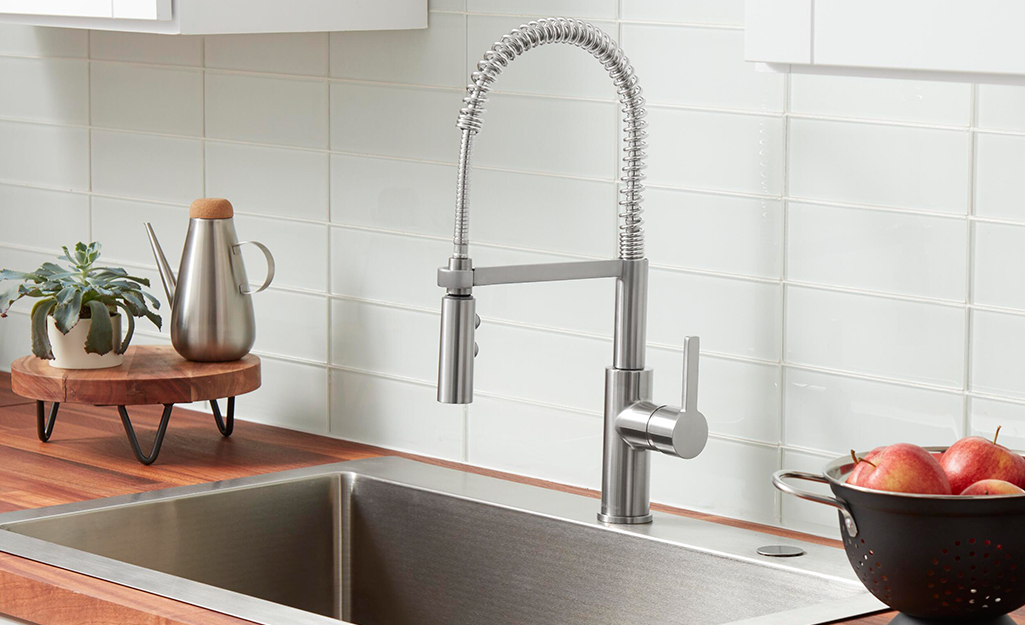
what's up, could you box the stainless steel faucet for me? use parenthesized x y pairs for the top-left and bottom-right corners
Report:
(436, 18), (709, 525)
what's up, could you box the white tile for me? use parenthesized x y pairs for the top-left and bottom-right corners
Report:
(90, 62), (203, 135)
(975, 132), (1025, 221)
(0, 57), (88, 125)
(974, 222), (1025, 311)
(233, 214), (328, 293)
(646, 108), (784, 196)
(648, 347), (781, 444)
(330, 83), (460, 163)
(789, 119), (970, 213)
(465, 15), (615, 100)
(205, 142), (327, 222)
(0, 25), (87, 58)
(330, 369), (464, 459)
(785, 368), (962, 455)
(89, 31), (203, 66)
(465, 0), (616, 19)
(91, 130), (203, 204)
(648, 270), (782, 361)
(332, 12), (465, 88)
(647, 189), (782, 279)
(330, 228), (448, 309)
(0, 247), (58, 314)
(330, 299), (438, 382)
(621, 0), (744, 25)
(430, 0), (463, 9)
(972, 310), (1025, 401)
(651, 439), (778, 524)
(623, 25), (784, 112)
(781, 449), (843, 538)
(205, 33), (328, 76)
(468, 395), (603, 490)
(977, 84), (1025, 132)
(786, 286), (966, 388)
(787, 202), (967, 301)
(90, 196), (189, 268)
(790, 75), (971, 125)
(205, 72), (328, 149)
(241, 358), (329, 434)
(0, 185), (88, 249)
(330, 155), (455, 236)
(473, 93), (617, 180)
(0, 310), (31, 370)
(252, 290), (327, 362)
(0, 121), (88, 190)
(969, 397), (1025, 451)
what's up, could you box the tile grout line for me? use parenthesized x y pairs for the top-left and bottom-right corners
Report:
(962, 83), (980, 437)
(86, 30), (93, 242)
(325, 33), (335, 437)
(775, 68), (793, 527)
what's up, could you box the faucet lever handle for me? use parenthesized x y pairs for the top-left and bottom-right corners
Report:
(681, 336), (699, 413)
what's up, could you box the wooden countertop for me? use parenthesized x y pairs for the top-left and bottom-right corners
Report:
(0, 371), (1011, 625)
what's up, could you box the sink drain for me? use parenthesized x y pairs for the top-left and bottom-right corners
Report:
(757, 545), (806, 558)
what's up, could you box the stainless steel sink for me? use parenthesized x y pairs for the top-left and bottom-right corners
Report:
(0, 457), (885, 624)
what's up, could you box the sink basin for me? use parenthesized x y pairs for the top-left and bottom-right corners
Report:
(0, 457), (885, 624)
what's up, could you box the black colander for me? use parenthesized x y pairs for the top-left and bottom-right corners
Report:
(774, 447), (1025, 623)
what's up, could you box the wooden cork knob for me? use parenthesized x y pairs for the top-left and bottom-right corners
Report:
(190, 198), (233, 219)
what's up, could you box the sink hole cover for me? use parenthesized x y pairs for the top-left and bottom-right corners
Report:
(757, 545), (806, 558)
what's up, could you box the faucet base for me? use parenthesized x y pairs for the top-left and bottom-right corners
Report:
(597, 512), (653, 525)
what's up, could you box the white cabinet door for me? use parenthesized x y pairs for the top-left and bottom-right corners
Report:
(113, 0), (170, 20)
(0, 0), (111, 17)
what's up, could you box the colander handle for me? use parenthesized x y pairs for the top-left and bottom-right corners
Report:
(772, 470), (859, 538)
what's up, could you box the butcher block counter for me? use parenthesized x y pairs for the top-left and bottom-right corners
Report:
(0, 372), (1010, 625)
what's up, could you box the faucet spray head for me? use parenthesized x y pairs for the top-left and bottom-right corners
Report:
(437, 294), (477, 404)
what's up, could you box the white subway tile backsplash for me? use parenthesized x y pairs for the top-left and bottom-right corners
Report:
(623, 25), (784, 112)
(91, 130), (203, 204)
(206, 142), (329, 222)
(89, 31), (203, 66)
(790, 75), (971, 126)
(972, 310), (1025, 400)
(331, 299), (439, 382)
(969, 397), (1025, 451)
(786, 286), (965, 387)
(790, 119), (970, 213)
(784, 367), (962, 454)
(787, 202), (967, 301)
(206, 33), (329, 76)
(232, 214), (328, 292)
(90, 196), (188, 267)
(0, 121), (88, 190)
(0, 310), (31, 370)
(646, 108), (784, 196)
(0, 57), (88, 125)
(330, 227), (448, 309)
(0, 247), (57, 314)
(0, 185), (88, 249)
(468, 395), (603, 490)
(252, 290), (327, 363)
(647, 189), (782, 279)
(90, 62), (203, 136)
(206, 72), (329, 149)
(330, 369), (464, 459)
(973, 222), (1025, 311)
(975, 132), (1025, 221)
(781, 449), (841, 537)
(330, 83), (459, 162)
(466, 0), (616, 19)
(0, 25), (87, 58)
(332, 13), (465, 88)
(243, 358), (329, 433)
(621, 0), (744, 25)
(977, 85), (1025, 132)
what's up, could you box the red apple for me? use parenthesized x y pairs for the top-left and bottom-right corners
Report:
(961, 479), (1025, 496)
(855, 443), (952, 495)
(940, 427), (1025, 495)
(847, 447), (883, 486)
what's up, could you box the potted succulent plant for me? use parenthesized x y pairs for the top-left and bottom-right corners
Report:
(0, 242), (162, 369)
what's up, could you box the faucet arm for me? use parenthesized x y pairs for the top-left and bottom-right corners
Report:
(438, 259), (623, 290)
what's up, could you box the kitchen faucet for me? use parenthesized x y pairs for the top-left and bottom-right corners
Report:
(436, 18), (709, 525)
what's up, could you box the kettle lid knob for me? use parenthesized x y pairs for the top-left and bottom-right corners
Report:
(190, 198), (233, 219)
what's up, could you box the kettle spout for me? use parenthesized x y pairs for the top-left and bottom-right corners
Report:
(144, 223), (177, 304)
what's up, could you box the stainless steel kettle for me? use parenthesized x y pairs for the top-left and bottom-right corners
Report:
(144, 198), (275, 362)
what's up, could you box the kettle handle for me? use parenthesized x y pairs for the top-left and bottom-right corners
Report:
(233, 241), (275, 295)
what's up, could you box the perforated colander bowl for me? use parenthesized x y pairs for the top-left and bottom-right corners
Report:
(774, 447), (1025, 622)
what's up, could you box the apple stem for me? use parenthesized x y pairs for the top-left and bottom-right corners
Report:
(995, 425), (1003, 445)
(850, 449), (876, 468)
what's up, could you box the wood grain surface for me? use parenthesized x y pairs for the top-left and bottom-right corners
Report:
(10, 345), (260, 406)
(0, 371), (1018, 625)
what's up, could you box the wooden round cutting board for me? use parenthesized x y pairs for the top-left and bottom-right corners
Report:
(10, 345), (260, 406)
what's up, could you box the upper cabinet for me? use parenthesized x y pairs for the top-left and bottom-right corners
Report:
(745, 0), (1025, 85)
(0, 0), (425, 35)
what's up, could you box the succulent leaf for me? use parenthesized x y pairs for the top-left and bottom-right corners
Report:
(114, 303), (134, 355)
(29, 298), (57, 359)
(83, 300), (113, 355)
(52, 289), (82, 334)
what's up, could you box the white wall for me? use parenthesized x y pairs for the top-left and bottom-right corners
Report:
(0, 0), (1024, 536)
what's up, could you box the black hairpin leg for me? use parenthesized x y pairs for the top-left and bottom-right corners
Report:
(117, 404), (173, 465)
(210, 397), (234, 437)
(36, 400), (59, 442)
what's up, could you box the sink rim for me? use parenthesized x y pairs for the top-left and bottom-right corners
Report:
(0, 456), (885, 625)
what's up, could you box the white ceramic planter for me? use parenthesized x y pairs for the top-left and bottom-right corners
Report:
(47, 314), (124, 369)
